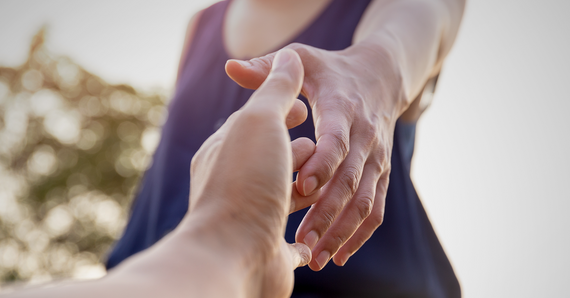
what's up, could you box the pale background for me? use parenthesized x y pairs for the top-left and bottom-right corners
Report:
(1, 0), (569, 297)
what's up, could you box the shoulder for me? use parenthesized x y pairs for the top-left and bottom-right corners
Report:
(176, 9), (204, 83)
(177, 1), (230, 81)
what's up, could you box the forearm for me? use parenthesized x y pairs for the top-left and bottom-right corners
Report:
(3, 228), (249, 298)
(103, 226), (252, 298)
(350, 0), (465, 112)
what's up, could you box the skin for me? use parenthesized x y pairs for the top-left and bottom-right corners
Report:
(224, 0), (466, 271)
(3, 50), (314, 298)
(3, 0), (466, 294)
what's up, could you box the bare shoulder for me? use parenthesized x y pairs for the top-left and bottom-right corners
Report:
(176, 9), (205, 82)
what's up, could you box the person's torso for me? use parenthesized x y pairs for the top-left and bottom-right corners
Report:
(107, 1), (460, 297)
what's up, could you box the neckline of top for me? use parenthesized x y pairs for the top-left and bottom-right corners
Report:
(219, 0), (336, 60)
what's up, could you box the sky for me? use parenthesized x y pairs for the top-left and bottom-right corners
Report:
(1, 0), (570, 297)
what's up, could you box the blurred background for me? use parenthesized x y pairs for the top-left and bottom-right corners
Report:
(0, 27), (169, 284)
(0, 0), (569, 297)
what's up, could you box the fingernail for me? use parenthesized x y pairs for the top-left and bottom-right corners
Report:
(339, 254), (350, 266)
(315, 250), (330, 270)
(302, 176), (318, 196)
(303, 230), (319, 249)
(273, 49), (294, 69)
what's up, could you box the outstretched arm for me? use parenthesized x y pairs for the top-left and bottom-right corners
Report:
(3, 50), (315, 298)
(225, 0), (466, 271)
(353, 0), (465, 99)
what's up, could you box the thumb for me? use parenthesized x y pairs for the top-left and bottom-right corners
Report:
(288, 243), (312, 268)
(226, 52), (277, 90)
(244, 49), (304, 118)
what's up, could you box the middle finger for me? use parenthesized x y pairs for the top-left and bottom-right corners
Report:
(295, 138), (371, 268)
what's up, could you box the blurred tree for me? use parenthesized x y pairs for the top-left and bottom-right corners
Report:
(0, 28), (167, 285)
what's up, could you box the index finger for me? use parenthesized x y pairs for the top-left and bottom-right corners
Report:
(243, 49), (304, 119)
(296, 107), (352, 196)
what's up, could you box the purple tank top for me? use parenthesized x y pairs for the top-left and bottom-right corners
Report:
(107, 1), (460, 297)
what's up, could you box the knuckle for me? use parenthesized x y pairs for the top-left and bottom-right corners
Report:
(319, 208), (338, 230)
(384, 163), (392, 175)
(253, 55), (273, 69)
(330, 93), (355, 113)
(354, 195), (374, 220)
(316, 133), (349, 179)
(370, 162), (383, 175)
(351, 238), (367, 253)
(360, 121), (378, 145)
(320, 156), (337, 181)
(369, 208), (385, 228)
(376, 176), (390, 196)
(330, 131), (350, 159)
(340, 166), (360, 196)
(380, 148), (390, 164)
(370, 148), (390, 171)
(378, 160), (387, 174)
(330, 234), (346, 251)
(326, 92), (357, 117)
(250, 55), (273, 70)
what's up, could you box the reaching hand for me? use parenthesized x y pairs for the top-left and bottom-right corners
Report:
(189, 48), (320, 297)
(3, 49), (320, 298)
(226, 42), (405, 271)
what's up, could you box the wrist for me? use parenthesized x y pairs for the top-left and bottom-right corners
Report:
(110, 221), (255, 298)
(174, 214), (268, 297)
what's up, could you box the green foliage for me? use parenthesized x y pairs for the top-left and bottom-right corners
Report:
(0, 29), (167, 285)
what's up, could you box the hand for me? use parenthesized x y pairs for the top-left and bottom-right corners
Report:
(226, 42), (407, 271)
(188, 48), (320, 297)
(3, 49), (320, 298)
